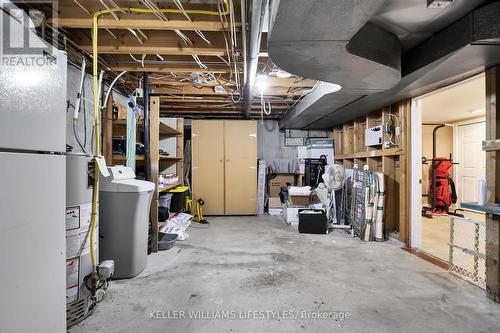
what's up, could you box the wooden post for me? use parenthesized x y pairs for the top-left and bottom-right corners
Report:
(485, 66), (500, 302)
(149, 96), (160, 253)
(399, 100), (411, 245)
(176, 118), (185, 185)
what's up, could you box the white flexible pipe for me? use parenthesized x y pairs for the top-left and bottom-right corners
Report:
(102, 71), (127, 110)
(73, 57), (86, 120)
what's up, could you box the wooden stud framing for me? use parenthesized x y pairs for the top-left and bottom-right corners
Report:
(485, 66), (500, 302)
(333, 100), (411, 244)
(149, 97), (160, 253)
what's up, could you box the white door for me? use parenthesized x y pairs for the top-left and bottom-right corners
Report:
(455, 122), (486, 205)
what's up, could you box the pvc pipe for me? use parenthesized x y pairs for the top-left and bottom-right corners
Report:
(73, 57), (86, 120)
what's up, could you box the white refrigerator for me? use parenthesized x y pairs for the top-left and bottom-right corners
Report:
(0, 10), (67, 333)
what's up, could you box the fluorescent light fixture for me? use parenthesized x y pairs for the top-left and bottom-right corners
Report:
(276, 70), (292, 78)
(427, 0), (453, 9)
(256, 74), (269, 92)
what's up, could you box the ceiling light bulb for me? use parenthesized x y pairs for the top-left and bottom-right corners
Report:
(256, 74), (269, 92)
(276, 70), (292, 78)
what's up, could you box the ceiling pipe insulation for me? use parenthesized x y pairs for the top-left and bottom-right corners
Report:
(270, 0), (500, 129)
(268, 0), (401, 90)
(242, 0), (268, 118)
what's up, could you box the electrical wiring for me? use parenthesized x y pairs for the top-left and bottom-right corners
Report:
(99, 0), (119, 21)
(174, 29), (193, 46)
(192, 55), (208, 69)
(127, 28), (144, 44)
(173, 0), (192, 22)
(73, 0), (91, 15)
(105, 28), (118, 39)
(140, 0), (169, 21)
(195, 30), (212, 45)
(260, 92), (272, 118)
(386, 113), (400, 146)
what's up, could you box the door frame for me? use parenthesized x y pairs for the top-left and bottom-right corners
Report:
(410, 99), (423, 249)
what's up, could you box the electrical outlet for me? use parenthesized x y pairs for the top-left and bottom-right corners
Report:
(383, 141), (391, 149)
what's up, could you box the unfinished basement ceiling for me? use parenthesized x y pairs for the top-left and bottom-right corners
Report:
(38, 0), (316, 119)
(24, 0), (500, 125)
(271, 0), (500, 129)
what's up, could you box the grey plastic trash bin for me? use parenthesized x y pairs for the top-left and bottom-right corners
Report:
(99, 166), (155, 278)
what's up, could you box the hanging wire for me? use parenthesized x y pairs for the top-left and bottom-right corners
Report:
(174, 30), (193, 46)
(195, 30), (212, 45)
(173, 0), (192, 21)
(127, 28), (144, 44)
(99, 0), (120, 21)
(140, 0), (169, 21)
(73, 0), (91, 15)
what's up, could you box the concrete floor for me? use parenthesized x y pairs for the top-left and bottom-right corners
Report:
(71, 216), (500, 333)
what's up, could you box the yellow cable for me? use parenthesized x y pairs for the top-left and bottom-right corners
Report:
(89, 0), (231, 270)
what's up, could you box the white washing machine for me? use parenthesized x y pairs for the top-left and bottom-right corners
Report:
(99, 166), (154, 278)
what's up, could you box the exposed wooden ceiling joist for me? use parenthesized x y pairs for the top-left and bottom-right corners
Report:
(109, 64), (236, 73)
(75, 30), (235, 56)
(152, 86), (310, 96)
(53, 17), (238, 31)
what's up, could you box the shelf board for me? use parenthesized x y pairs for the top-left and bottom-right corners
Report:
(113, 119), (181, 139)
(159, 155), (182, 161)
(335, 147), (403, 160)
(158, 182), (182, 193)
(112, 154), (181, 162)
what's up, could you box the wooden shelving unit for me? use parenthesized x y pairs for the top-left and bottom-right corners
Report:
(333, 101), (411, 244)
(103, 96), (184, 253)
(149, 96), (184, 253)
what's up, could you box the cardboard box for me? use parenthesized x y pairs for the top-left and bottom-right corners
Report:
(268, 197), (282, 208)
(269, 174), (295, 197)
(288, 194), (310, 206)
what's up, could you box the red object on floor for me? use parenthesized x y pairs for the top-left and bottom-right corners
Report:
(429, 158), (457, 213)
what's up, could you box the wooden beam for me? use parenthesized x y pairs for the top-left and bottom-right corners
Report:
(149, 77), (316, 87)
(159, 104), (289, 110)
(153, 86), (309, 96)
(149, 96), (160, 253)
(77, 30), (231, 56)
(158, 97), (297, 103)
(485, 66), (500, 303)
(83, 45), (226, 56)
(53, 17), (239, 32)
(109, 64), (236, 73)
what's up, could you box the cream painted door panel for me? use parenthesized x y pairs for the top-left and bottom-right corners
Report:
(224, 120), (257, 215)
(192, 120), (225, 215)
(456, 122), (486, 204)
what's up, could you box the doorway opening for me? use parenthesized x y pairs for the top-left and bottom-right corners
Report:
(411, 74), (486, 264)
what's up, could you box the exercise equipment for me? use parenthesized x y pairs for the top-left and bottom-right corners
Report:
(422, 124), (464, 218)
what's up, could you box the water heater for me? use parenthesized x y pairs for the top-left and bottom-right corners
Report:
(66, 153), (98, 327)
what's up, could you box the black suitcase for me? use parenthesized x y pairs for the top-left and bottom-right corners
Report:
(298, 209), (328, 234)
